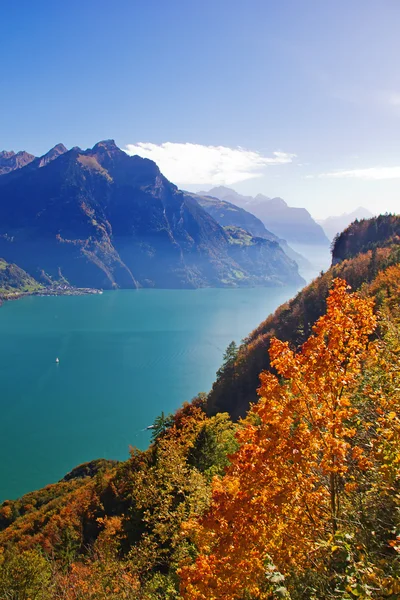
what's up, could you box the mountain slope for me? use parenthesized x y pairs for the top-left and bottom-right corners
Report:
(0, 259), (42, 298)
(37, 143), (68, 168)
(250, 194), (330, 245)
(332, 213), (400, 262)
(194, 192), (312, 275)
(204, 186), (330, 246)
(0, 141), (304, 289)
(194, 193), (274, 239)
(318, 207), (374, 241)
(0, 150), (36, 175)
(207, 215), (400, 419)
(223, 226), (303, 286)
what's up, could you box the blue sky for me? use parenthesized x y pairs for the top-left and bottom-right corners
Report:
(1, 0), (400, 218)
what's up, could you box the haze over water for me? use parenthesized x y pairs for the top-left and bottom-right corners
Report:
(0, 287), (300, 501)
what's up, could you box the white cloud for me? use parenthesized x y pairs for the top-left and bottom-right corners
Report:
(312, 166), (400, 181)
(124, 142), (296, 185)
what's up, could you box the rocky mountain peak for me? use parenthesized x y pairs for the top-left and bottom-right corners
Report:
(38, 144), (68, 168)
(206, 187), (329, 246)
(255, 195), (287, 209)
(254, 193), (271, 202)
(0, 150), (16, 159)
(204, 186), (253, 205)
(52, 143), (68, 154)
(0, 150), (36, 175)
(92, 139), (120, 153)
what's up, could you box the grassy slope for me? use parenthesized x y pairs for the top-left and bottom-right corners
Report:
(0, 259), (42, 297)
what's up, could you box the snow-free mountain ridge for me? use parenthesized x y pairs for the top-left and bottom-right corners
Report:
(202, 186), (330, 246)
(0, 141), (304, 290)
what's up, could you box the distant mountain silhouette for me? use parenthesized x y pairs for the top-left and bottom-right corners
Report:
(194, 193), (277, 240)
(203, 186), (330, 246)
(0, 141), (304, 289)
(318, 207), (374, 242)
(194, 193), (312, 275)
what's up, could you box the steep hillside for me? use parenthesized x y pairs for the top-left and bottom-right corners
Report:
(208, 215), (400, 418)
(195, 193), (275, 239)
(332, 213), (400, 262)
(224, 226), (303, 286)
(204, 186), (330, 246)
(0, 142), (303, 289)
(195, 193), (312, 275)
(0, 259), (42, 298)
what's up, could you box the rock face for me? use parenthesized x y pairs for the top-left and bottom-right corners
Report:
(37, 143), (68, 168)
(0, 141), (304, 289)
(204, 187), (330, 246)
(0, 150), (36, 175)
(0, 144), (68, 175)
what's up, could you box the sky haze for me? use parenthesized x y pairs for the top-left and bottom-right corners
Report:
(1, 0), (400, 218)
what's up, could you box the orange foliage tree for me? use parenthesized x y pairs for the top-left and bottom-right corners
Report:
(179, 279), (377, 599)
(54, 517), (140, 600)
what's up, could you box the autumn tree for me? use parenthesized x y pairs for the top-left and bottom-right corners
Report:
(0, 547), (52, 600)
(53, 517), (140, 600)
(188, 413), (238, 480)
(179, 279), (377, 599)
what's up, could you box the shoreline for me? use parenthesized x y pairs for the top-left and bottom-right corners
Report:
(0, 286), (103, 305)
(0, 281), (307, 307)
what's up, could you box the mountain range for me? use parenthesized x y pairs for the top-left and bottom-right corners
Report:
(0, 150), (36, 175)
(193, 192), (312, 274)
(0, 141), (304, 290)
(0, 144), (69, 176)
(201, 186), (330, 246)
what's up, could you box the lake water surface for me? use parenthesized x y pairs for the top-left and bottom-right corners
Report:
(0, 287), (299, 501)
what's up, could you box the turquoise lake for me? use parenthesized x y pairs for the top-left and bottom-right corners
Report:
(0, 287), (299, 502)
